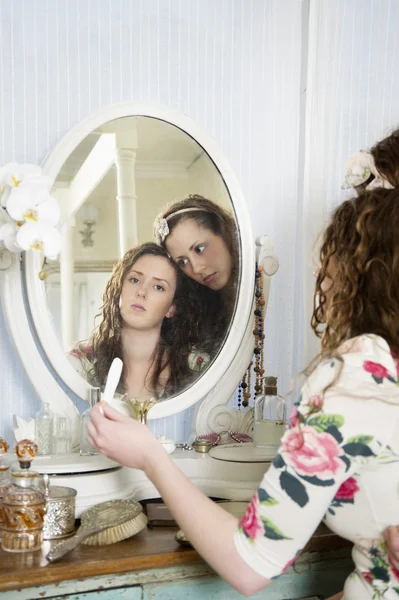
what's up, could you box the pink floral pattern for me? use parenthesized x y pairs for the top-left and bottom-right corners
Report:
(281, 426), (345, 481)
(240, 495), (263, 541)
(363, 361), (389, 379)
(235, 335), (399, 597)
(335, 477), (359, 501)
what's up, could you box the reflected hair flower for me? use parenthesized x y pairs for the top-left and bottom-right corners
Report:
(154, 215), (170, 244)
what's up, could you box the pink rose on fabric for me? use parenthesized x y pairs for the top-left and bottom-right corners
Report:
(308, 394), (323, 409)
(363, 361), (388, 378)
(281, 426), (344, 480)
(388, 555), (399, 580)
(289, 406), (299, 428)
(362, 571), (373, 584)
(335, 477), (359, 501)
(240, 495), (263, 540)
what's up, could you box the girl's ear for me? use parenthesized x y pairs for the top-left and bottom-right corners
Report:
(165, 303), (176, 319)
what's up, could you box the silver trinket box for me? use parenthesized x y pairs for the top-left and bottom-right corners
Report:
(43, 484), (77, 540)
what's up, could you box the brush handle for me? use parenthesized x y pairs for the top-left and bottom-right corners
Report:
(46, 525), (97, 562)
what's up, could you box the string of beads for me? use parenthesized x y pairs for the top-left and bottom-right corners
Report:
(237, 264), (265, 409)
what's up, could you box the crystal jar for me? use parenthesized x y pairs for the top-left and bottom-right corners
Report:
(0, 437), (10, 538)
(1, 484), (45, 552)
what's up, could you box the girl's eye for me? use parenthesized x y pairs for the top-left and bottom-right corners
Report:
(129, 277), (139, 284)
(195, 244), (205, 255)
(154, 284), (165, 292)
(177, 258), (189, 268)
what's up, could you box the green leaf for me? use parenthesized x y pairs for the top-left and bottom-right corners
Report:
(258, 488), (278, 506)
(261, 516), (290, 540)
(342, 443), (375, 457)
(280, 471), (309, 507)
(272, 453), (285, 469)
(308, 414), (344, 432)
(346, 435), (374, 445)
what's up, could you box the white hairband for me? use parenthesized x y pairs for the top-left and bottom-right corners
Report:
(154, 207), (210, 244)
(342, 150), (394, 191)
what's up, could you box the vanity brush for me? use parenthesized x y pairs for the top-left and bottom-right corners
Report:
(46, 499), (147, 562)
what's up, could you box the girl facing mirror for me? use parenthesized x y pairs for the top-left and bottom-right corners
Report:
(88, 187), (399, 598)
(69, 243), (210, 400)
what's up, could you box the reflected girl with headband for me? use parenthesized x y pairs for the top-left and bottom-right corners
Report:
(154, 195), (239, 352)
(154, 195), (238, 293)
(70, 243), (210, 400)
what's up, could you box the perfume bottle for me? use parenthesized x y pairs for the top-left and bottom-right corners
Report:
(2, 439), (45, 553)
(254, 376), (287, 449)
(80, 388), (101, 456)
(0, 438), (10, 538)
(35, 402), (54, 455)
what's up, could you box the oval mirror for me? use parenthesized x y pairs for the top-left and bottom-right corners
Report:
(23, 103), (255, 419)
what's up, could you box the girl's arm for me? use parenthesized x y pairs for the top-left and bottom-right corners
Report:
(87, 402), (270, 596)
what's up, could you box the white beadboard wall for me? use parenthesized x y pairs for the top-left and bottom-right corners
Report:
(0, 0), (304, 444)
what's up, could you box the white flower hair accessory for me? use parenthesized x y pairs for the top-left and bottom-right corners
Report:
(154, 215), (169, 244)
(342, 150), (394, 191)
(0, 162), (62, 259)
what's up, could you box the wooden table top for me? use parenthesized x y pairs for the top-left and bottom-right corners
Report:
(0, 523), (351, 592)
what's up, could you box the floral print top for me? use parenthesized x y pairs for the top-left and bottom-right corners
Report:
(234, 335), (399, 599)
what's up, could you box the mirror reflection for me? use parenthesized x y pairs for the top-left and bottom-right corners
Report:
(45, 116), (239, 399)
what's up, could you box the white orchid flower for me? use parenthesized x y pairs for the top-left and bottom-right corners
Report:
(6, 187), (60, 226)
(0, 162), (52, 190)
(16, 222), (61, 259)
(0, 221), (22, 253)
(0, 163), (52, 208)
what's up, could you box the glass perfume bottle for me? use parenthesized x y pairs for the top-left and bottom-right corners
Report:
(2, 439), (45, 553)
(80, 388), (101, 456)
(52, 416), (71, 455)
(254, 376), (287, 449)
(35, 402), (54, 455)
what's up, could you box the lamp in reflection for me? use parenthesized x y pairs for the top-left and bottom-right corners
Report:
(79, 203), (99, 248)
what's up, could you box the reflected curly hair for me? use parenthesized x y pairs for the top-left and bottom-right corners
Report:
(156, 194), (239, 343)
(82, 243), (200, 397)
(312, 188), (399, 357)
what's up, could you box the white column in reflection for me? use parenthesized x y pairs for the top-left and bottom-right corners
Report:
(60, 217), (75, 352)
(115, 123), (138, 257)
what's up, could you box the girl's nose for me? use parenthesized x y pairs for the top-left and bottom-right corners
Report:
(191, 257), (205, 274)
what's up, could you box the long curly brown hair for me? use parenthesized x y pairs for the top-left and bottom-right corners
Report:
(81, 243), (202, 397)
(156, 194), (239, 347)
(312, 188), (399, 357)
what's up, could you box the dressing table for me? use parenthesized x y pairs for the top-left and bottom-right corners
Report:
(0, 525), (353, 599)
(0, 102), (351, 599)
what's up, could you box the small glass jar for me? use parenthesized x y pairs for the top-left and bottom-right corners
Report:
(35, 403), (54, 456)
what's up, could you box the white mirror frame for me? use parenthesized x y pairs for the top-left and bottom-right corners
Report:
(1, 102), (278, 435)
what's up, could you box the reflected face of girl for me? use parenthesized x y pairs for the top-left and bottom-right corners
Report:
(165, 219), (232, 291)
(120, 255), (177, 330)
